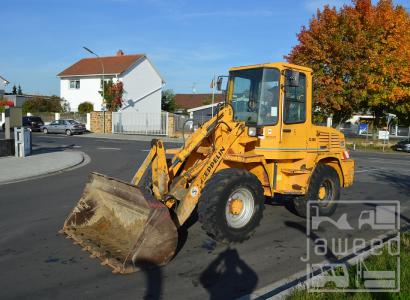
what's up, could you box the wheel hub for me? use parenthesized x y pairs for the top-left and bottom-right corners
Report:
(318, 186), (327, 200)
(225, 188), (255, 229)
(229, 198), (244, 215)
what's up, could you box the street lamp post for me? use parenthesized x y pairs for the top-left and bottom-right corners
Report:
(83, 46), (106, 133)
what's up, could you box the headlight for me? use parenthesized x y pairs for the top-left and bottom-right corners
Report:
(248, 127), (257, 137)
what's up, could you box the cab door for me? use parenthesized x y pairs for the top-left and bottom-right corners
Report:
(280, 69), (309, 152)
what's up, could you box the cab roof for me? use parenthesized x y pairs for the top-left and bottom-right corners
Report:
(229, 62), (312, 73)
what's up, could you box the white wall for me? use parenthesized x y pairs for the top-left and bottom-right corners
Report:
(0, 81), (7, 91)
(59, 57), (162, 114)
(60, 76), (110, 112)
(120, 58), (162, 115)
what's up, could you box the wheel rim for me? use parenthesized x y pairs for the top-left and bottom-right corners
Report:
(317, 179), (334, 206)
(66, 130), (71, 135)
(225, 187), (255, 229)
(44, 128), (47, 133)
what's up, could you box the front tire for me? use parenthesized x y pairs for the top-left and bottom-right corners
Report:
(292, 164), (340, 218)
(43, 128), (48, 134)
(198, 168), (265, 243)
(66, 129), (72, 136)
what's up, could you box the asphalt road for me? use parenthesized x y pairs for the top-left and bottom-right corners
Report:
(0, 133), (409, 299)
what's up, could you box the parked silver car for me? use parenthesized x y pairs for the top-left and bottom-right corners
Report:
(42, 119), (86, 136)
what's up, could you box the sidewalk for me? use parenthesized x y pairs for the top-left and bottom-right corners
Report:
(77, 132), (183, 144)
(0, 151), (86, 184)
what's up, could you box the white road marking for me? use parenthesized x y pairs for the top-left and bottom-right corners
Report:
(97, 147), (121, 150)
(355, 168), (379, 173)
(73, 145), (82, 148)
(140, 149), (150, 152)
(37, 135), (66, 139)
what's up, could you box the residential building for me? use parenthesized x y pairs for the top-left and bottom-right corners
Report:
(0, 75), (9, 97)
(174, 93), (224, 111)
(57, 50), (165, 113)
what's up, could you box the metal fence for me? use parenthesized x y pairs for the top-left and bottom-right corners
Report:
(35, 113), (56, 124)
(112, 111), (168, 135)
(60, 112), (87, 124)
(173, 114), (192, 133)
(172, 114), (213, 134)
(339, 123), (410, 139)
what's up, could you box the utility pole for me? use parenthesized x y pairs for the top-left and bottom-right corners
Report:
(83, 46), (106, 133)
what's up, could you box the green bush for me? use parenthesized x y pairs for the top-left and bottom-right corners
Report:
(22, 95), (66, 114)
(78, 101), (94, 114)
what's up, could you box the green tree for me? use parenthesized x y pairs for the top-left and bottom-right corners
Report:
(161, 89), (176, 112)
(22, 95), (66, 113)
(286, 0), (410, 126)
(78, 101), (94, 114)
(17, 85), (22, 95)
(12, 85), (17, 95)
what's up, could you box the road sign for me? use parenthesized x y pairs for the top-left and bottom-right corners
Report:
(378, 130), (389, 140)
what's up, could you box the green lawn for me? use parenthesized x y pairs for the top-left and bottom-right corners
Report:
(288, 232), (410, 300)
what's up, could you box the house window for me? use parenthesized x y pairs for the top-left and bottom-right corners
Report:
(69, 80), (80, 89)
(100, 78), (112, 88)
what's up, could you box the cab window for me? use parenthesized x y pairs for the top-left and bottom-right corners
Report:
(284, 70), (306, 124)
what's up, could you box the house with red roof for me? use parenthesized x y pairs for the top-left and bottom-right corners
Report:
(57, 50), (165, 113)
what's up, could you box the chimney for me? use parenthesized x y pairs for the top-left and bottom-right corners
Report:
(116, 50), (124, 56)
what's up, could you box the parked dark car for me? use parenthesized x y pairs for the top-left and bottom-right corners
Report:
(392, 139), (410, 153)
(41, 119), (86, 136)
(1, 116), (44, 132)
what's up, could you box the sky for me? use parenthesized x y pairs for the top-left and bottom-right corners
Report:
(0, 0), (408, 96)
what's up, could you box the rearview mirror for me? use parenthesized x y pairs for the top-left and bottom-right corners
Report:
(216, 77), (223, 91)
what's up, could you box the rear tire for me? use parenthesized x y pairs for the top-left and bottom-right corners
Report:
(198, 168), (265, 243)
(292, 164), (340, 218)
(66, 129), (72, 136)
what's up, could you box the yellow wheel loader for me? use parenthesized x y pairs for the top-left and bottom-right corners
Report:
(61, 62), (355, 274)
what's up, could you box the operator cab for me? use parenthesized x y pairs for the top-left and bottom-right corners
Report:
(220, 63), (311, 133)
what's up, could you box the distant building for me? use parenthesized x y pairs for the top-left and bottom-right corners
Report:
(174, 93), (224, 110)
(0, 75), (10, 97)
(57, 50), (165, 113)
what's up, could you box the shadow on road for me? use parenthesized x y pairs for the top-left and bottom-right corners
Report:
(265, 194), (299, 216)
(368, 170), (410, 195)
(363, 202), (410, 230)
(199, 247), (258, 300)
(32, 144), (76, 154)
(284, 220), (338, 262)
(173, 209), (199, 256)
(135, 260), (162, 300)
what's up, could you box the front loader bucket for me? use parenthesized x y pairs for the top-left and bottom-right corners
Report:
(61, 172), (178, 274)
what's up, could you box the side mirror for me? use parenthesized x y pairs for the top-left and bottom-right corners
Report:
(286, 70), (300, 87)
(216, 77), (223, 91)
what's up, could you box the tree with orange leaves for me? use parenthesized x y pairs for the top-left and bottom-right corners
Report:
(286, 0), (410, 126)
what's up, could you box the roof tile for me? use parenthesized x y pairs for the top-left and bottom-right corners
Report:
(57, 54), (144, 77)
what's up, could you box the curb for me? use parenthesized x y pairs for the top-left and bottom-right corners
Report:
(0, 151), (90, 185)
(75, 133), (183, 144)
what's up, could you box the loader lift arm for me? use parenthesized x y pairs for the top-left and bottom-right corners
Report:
(131, 105), (245, 225)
